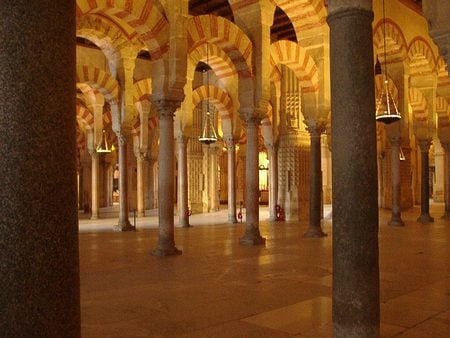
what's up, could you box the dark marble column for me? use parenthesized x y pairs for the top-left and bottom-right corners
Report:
(388, 136), (405, 226)
(240, 118), (265, 245)
(268, 144), (278, 221)
(304, 122), (327, 237)
(177, 136), (190, 227)
(327, 6), (380, 338)
(417, 139), (434, 223)
(90, 151), (99, 220)
(115, 133), (135, 231)
(153, 100), (182, 256)
(225, 136), (238, 223)
(0, 1), (80, 336)
(442, 142), (450, 219)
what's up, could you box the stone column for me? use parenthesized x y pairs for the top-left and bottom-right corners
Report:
(153, 101), (181, 256)
(177, 136), (190, 227)
(90, 152), (99, 219)
(136, 153), (145, 217)
(115, 133), (134, 231)
(442, 142), (450, 219)
(240, 118), (265, 245)
(417, 139), (434, 223)
(225, 137), (238, 223)
(327, 4), (380, 337)
(304, 122), (327, 237)
(0, 2), (79, 336)
(388, 136), (404, 226)
(267, 144), (278, 221)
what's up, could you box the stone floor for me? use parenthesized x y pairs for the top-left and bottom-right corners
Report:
(79, 204), (450, 337)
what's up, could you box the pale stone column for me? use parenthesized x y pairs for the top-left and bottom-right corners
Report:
(388, 136), (404, 226)
(327, 3), (380, 337)
(153, 101), (181, 256)
(225, 137), (238, 223)
(209, 145), (220, 211)
(442, 142), (450, 219)
(136, 153), (145, 217)
(433, 141), (444, 202)
(417, 139), (434, 223)
(90, 152), (99, 219)
(177, 136), (190, 227)
(0, 2), (79, 335)
(115, 133), (134, 231)
(267, 144), (278, 221)
(78, 166), (84, 210)
(240, 118), (265, 245)
(304, 122), (327, 237)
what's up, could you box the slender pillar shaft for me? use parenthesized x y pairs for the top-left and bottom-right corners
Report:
(305, 124), (327, 237)
(268, 146), (278, 221)
(115, 134), (134, 231)
(177, 136), (190, 227)
(240, 118), (265, 245)
(136, 154), (144, 217)
(153, 101), (181, 256)
(226, 137), (238, 223)
(417, 139), (434, 223)
(91, 152), (99, 219)
(388, 136), (404, 226)
(442, 143), (450, 219)
(328, 6), (380, 337)
(0, 2), (79, 335)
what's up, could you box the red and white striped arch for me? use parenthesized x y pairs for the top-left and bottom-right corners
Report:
(76, 65), (119, 103)
(373, 19), (408, 63)
(270, 40), (318, 92)
(187, 15), (253, 79)
(192, 85), (235, 121)
(76, 101), (95, 131)
(272, 0), (327, 36)
(408, 86), (428, 123)
(190, 43), (237, 80)
(437, 57), (450, 88)
(133, 78), (152, 102)
(436, 96), (450, 129)
(76, 0), (169, 59)
(408, 37), (436, 75)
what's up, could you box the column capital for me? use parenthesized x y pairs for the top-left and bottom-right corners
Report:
(304, 118), (327, 137)
(417, 138), (432, 152)
(245, 116), (261, 127)
(152, 99), (181, 119)
(224, 136), (235, 148)
(176, 135), (188, 148)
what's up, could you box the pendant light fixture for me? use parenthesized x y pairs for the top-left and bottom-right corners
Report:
(375, 0), (401, 124)
(199, 44), (218, 145)
(96, 129), (115, 153)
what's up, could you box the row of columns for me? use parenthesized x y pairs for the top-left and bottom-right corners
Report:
(2, 1), (449, 336)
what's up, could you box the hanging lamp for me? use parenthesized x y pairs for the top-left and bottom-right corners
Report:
(375, 0), (401, 124)
(96, 129), (115, 153)
(199, 44), (218, 145)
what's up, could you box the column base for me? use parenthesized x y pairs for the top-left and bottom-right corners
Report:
(137, 212), (145, 217)
(114, 220), (136, 232)
(303, 226), (327, 238)
(388, 216), (404, 227)
(152, 245), (182, 256)
(240, 229), (266, 246)
(228, 216), (238, 224)
(180, 222), (192, 228)
(417, 213), (434, 224)
(90, 214), (98, 220)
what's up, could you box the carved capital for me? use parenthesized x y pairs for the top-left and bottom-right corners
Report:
(153, 99), (181, 119)
(304, 118), (327, 138)
(417, 138), (432, 152)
